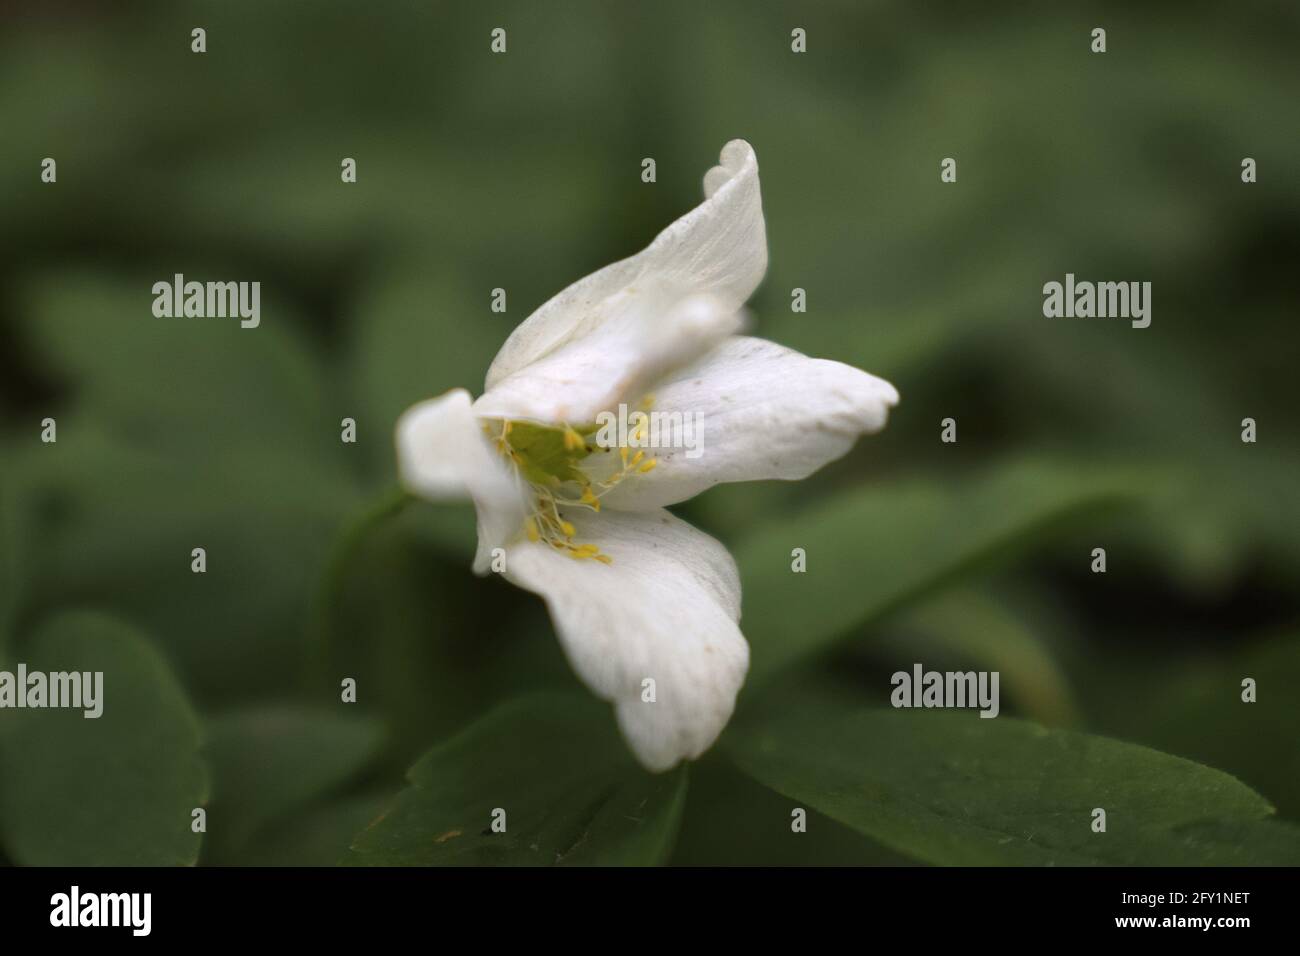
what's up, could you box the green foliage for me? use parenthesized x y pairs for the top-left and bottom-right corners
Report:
(736, 460), (1138, 685)
(670, 758), (917, 866)
(348, 695), (688, 866)
(242, 792), (394, 866)
(886, 590), (1081, 727)
(1084, 634), (1300, 820)
(345, 262), (509, 479)
(201, 706), (385, 864)
(726, 689), (1300, 866)
(0, 612), (207, 865)
(0, 472), (17, 658)
(0, 0), (1296, 866)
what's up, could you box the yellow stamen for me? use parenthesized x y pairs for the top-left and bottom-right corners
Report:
(487, 414), (668, 565)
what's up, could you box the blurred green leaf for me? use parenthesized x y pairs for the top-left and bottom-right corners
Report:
(5, 265), (365, 701)
(0, 471), (17, 657)
(5, 422), (358, 702)
(324, 506), (571, 757)
(887, 589), (1080, 726)
(240, 792), (393, 867)
(737, 459), (1139, 685)
(346, 261), (511, 479)
(0, 611), (207, 865)
(348, 694), (687, 866)
(727, 690), (1300, 866)
(1012, 325), (1300, 582)
(1088, 634), (1300, 821)
(19, 270), (339, 461)
(670, 757), (917, 866)
(201, 705), (385, 864)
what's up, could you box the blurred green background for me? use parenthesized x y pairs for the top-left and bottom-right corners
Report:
(1, 1), (1298, 865)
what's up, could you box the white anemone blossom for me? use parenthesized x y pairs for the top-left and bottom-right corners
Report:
(395, 140), (898, 772)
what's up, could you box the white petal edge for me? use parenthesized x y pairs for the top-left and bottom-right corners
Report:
(473, 290), (743, 424)
(504, 508), (748, 772)
(394, 389), (527, 573)
(484, 139), (767, 391)
(596, 336), (900, 510)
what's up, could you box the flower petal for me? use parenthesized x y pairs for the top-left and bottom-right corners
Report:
(484, 139), (767, 392)
(473, 289), (742, 424)
(597, 336), (899, 510)
(395, 389), (526, 572)
(504, 508), (748, 772)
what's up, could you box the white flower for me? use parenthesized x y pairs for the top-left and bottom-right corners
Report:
(395, 140), (898, 772)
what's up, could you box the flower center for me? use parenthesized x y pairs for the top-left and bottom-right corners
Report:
(483, 408), (659, 562)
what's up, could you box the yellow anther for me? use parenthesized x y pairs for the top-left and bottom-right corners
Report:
(491, 416), (654, 564)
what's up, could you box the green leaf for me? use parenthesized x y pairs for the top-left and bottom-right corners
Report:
(322, 505), (573, 757)
(1087, 634), (1300, 820)
(240, 792), (394, 867)
(5, 271), (364, 701)
(19, 270), (337, 460)
(670, 758), (917, 866)
(886, 590), (1081, 727)
(726, 690), (1300, 866)
(5, 421), (359, 702)
(0, 611), (207, 865)
(735, 460), (1138, 685)
(348, 694), (687, 866)
(0, 471), (17, 658)
(346, 261), (510, 478)
(201, 706), (385, 864)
